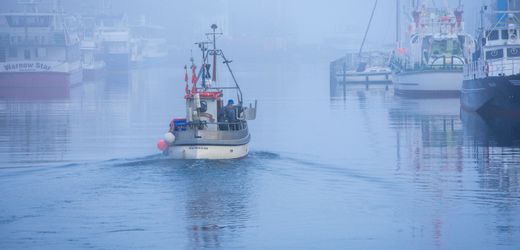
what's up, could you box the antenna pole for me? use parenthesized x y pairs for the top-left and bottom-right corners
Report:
(211, 24), (218, 83)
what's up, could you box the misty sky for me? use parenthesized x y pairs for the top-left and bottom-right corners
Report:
(1, 0), (484, 59)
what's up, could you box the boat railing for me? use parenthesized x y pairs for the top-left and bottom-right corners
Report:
(175, 120), (248, 132)
(464, 59), (520, 79)
(6, 35), (68, 46)
(216, 120), (248, 131)
(396, 55), (465, 72)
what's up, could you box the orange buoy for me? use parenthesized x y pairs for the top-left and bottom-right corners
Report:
(157, 140), (168, 151)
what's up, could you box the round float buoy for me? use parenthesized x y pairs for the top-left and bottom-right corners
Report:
(164, 132), (176, 144)
(157, 140), (168, 151)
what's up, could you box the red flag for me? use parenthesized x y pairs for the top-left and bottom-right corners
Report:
(191, 64), (198, 94)
(184, 65), (189, 95)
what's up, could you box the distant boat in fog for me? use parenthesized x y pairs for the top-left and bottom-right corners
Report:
(341, 51), (392, 83)
(96, 12), (132, 71)
(129, 16), (169, 67)
(391, 1), (474, 97)
(86, 13), (169, 73)
(79, 14), (106, 81)
(462, 0), (520, 116)
(0, 1), (82, 97)
(329, 0), (393, 96)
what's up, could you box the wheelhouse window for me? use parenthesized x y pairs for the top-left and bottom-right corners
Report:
(485, 49), (504, 60)
(412, 36), (419, 44)
(0, 49), (5, 62)
(504, 29), (519, 40)
(8, 48), (17, 58)
(502, 30), (509, 40)
(422, 38), (462, 58)
(24, 49), (31, 60)
(36, 48), (46, 58)
(486, 30), (500, 41)
(6, 15), (51, 27)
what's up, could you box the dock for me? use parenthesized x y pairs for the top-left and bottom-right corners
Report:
(330, 54), (393, 97)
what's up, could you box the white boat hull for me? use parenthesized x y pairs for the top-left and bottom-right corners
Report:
(394, 71), (462, 97)
(167, 144), (249, 160)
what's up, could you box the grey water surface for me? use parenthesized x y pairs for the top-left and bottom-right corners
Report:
(1, 63), (520, 249)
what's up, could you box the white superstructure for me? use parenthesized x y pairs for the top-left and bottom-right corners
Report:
(391, 2), (474, 97)
(0, 1), (82, 88)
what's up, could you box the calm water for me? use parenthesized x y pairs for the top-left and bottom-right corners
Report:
(1, 63), (520, 249)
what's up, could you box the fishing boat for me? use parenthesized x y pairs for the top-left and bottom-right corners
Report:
(156, 25), (257, 160)
(0, 1), (82, 94)
(391, 1), (474, 97)
(462, 0), (520, 115)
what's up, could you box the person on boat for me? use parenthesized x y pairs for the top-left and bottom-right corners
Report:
(225, 99), (237, 130)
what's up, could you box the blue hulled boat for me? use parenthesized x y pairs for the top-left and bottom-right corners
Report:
(462, 1), (520, 115)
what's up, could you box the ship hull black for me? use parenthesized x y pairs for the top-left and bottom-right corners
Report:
(461, 74), (520, 116)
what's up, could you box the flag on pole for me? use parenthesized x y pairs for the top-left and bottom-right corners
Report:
(184, 65), (189, 95)
(191, 64), (198, 94)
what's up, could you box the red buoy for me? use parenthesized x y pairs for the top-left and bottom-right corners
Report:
(157, 140), (168, 151)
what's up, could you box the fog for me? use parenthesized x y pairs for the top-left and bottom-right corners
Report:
(4, 1), (520, 249)
(2, 0), (483, 62)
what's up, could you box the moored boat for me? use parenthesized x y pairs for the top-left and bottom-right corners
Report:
(97, 13), (131, 71)
(462, 1), (520, 116)
(79, 14), (106, 81)
(391, 2), (474, 97)
(0, 1), (82, 96)
(130, 16), (169, 68)
(156, 25), (257, 160)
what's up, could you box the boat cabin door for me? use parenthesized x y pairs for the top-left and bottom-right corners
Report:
(199, 96), (218, 130)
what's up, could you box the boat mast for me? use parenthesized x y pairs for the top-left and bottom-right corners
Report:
(358, 0), (378, 59)
(195, 41), (210, 89)
(396, 0), (401, 47)
(207, 24), (222, 84)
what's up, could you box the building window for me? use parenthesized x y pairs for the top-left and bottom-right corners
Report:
(36, 48), (46, 58)
(24, 49), (30, 59)
(0, 49), (5, 62)
(8, 48), (17, 58)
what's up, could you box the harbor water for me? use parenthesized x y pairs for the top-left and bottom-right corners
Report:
(1, 62), (520, 249)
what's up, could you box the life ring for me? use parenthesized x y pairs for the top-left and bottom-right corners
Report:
(199, 113), (215, 123)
